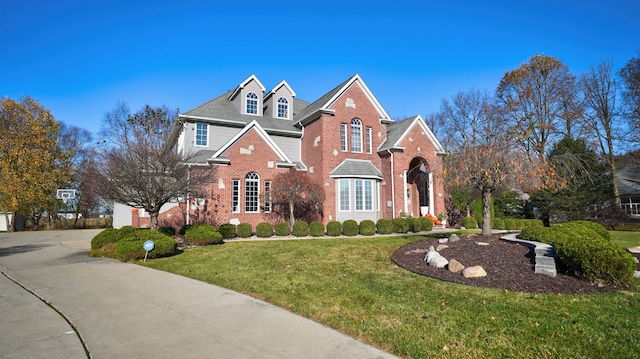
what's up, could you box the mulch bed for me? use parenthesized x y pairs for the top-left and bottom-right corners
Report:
(391, 233), (640, 294)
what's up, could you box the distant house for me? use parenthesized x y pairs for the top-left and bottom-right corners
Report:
(159, 74), (447, 229)
(618, 166), (640, 217)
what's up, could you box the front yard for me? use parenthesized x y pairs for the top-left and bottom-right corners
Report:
(141, 233), (640, 359)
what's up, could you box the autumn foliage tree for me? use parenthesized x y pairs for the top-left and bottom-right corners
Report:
(270, 169), (324, 227)
(0, 96), (68, 231)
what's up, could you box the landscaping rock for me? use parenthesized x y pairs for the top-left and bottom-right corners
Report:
(428, 255), (449, 268)
(436, 244), (449, 251)
(448, 234), (459, 243)
(475, 241), (489, 246)
(448, 259), (465, 273)
(438, 238), (448, 243)
(628, 246), (640, 254)
(424, 249), (440, 262)
(462, 266), (487, 278)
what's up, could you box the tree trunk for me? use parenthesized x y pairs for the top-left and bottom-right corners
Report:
(481, 188), (492, 236)
(151, 213), (159, 230)
(289, 200), (295, 228)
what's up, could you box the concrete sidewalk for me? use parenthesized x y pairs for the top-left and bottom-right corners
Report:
(0, 229), (396, 359)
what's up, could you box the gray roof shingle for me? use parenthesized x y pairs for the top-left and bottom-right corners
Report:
(330, 160), (383, 179)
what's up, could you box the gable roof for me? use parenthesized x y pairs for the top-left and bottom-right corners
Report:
(265, 80), (296, 99)
(228, 74), (266, 100)
(378, 115), (446, 154)
(330, 159), (383, 180)
(296, 74), (393, 126)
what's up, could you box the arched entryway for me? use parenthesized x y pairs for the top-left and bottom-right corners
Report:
(405, 157), (433, 217)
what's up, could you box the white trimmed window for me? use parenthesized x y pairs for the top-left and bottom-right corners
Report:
(263, 181), (272, 212)
(245, 172), (259, 212)
(338, 179), (350, 211)
(277, 97), (288, 119)
(351, 118), (362, 152)
(232, 179), (240, 213)
(340, 124), (348, 151)
(246, 92), (258, 115)
(366, 127), (372, 154)
(195, 123), (208, 147)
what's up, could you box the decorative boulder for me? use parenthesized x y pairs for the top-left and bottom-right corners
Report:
(462, 266), (487, 278)
(436, 244), (449, 251)
(448, 259), (465, 273)
(425, 250), (440, 263)
(448, 234), (459, 243)
(438, 238), (448, 243)
(428, 255), (449, 269)
(475, 241), (490, 246)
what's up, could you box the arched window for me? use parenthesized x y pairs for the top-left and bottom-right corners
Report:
(351, 118), (362, 152)
(245, 172), (259, 212)
(246, 92), (258, 115)
(277, 97), (288, 118)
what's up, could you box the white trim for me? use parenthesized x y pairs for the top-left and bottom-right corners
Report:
(323, 74), (392, 123)
(392, 115), (446, 154)
(228, 74), (266, 100)
(267, 80), (296, 97)
(428, 172), (434, 216)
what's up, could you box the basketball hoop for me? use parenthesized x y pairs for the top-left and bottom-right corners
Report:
(61, 192), (70, 204)
(56, 189), (76, 203)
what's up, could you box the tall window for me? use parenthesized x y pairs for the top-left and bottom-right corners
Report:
(355, 179), (374, 211)
(351, 118), (362, 152)
(338, 179), (350, 211)
(231, 179), (240, 213)
(277, 97), (288, 118)
(245, 172), (259, 212)
(366, 127), (372, 153)
(263, 181), (272, 212)
(246, 92), (258, 115)
(195, 123), (208, 147)
(340, 124), (348, 151)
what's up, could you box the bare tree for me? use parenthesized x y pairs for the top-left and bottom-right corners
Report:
(581, 60), (621, 205)
(97, 101), (212, 230)
(619, 52), (640, 144)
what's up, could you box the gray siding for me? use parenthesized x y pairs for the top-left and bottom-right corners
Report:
(272, 135), (301, 162)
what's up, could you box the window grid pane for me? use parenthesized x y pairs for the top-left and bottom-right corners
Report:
(340, 124), (347, 151)
(264, 181), (272, 212)
(277, 97), (288, 118)
(246, 92), (258, 114)
(366, 127), (372, 153)
(351, 118), (362, 152)
(196, 123), (208, 146)
(245, 172), (259, 212)
(355, 180), (363, 211)
(232, 179), (240, 213)
(339, 179), (350, 211)
(364, 180), (373, 210)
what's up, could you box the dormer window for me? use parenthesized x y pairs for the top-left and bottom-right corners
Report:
(277, 97), (288, 118)
(246, 92), (258, 115)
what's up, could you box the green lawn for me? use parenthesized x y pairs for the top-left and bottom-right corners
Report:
(610, 231), (640, 249)
(142, 233), (640, 359)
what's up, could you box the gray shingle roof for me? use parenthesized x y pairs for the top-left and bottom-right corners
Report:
(378, 116), (416, 152)
(330, 160), (383, 179)
(618, 166), (640, 196)
(295, 76), (354, 124)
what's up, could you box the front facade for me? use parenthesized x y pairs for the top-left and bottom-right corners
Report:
(169, 74), (446, 228)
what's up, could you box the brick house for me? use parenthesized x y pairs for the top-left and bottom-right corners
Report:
(167, 74), (446, 228)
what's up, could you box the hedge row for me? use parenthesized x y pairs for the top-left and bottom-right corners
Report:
(460, 217), (544, 231)
(518, 220), (635, 285)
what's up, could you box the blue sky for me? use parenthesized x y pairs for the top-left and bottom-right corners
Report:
(2, 0), (639, 139)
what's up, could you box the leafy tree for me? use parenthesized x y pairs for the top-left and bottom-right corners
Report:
(497, 54), (582, 160)
(270, 168), (324, 227)
(493, 190), (527, 218)
(619, 52), (640, 144)
(0, 96), (68, 231)
(97, 102), (211, 230)
(439, 89), (555, 235)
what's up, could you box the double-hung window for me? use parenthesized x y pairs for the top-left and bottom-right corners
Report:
(245, 172), (259, 212)
(231, 179), (240, 213)
(351, 118), (362, 152)
(365, 127), (372, 154)
(263, 181), (272, 212)
(340, 124), (348, 151)
(338, 179), (350, 211)
(246, 92), (258, 115)
(195, 123), (208, 147)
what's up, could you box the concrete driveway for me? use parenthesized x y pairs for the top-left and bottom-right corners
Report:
(0, 229), (396, 359)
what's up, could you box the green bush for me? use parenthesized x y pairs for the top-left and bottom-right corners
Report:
(359, 220), (376, 236)
(256, 222), (273, 238)
(237, 223), (253, 238)
(504, 218), (517, 231)
(218, 224), (237, 239)
(326, 221), (342, 236)
(158, 226), (176, 236)
(178, 224), (192, 236)
(115, 230), (177, 261)
(392, 218), (409, 233)
(342, 220), (359, 236)
(184, 224), (224, 246)
(376, 219), (393, 234)
(492, 218), (505, 230)
(292, 221), (309, 237)
(407, 217), (422, 233)
(461, 217), (478, 229)
(275, 222), (291, 236)
(562, 220), (610, 241)
(519, 223), (635, 285)
(91, 228), (120, 250)
(419, 216), (433, 232)
(310, 221), (324, 237)
(116, 226), (137, 240)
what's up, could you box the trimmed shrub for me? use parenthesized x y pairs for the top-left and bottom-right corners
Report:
(292, 221), (309, 237)
(237, 223), (253, 238)
(342, 220), (359, 236)
(91, 228), (120, 250)
(492, 218), (506, 230)
(309, 221), (324, 237)
(158, 226), (176, 237)
(275, 222), (291, 236)
(504, 218), (517, 231)
(178, 224), (192, 236)
(256, 222), (273, 238)
(419, 216), (433, 232)
(376, 218), (393, 234)
(116, 226), (137, 240)
(407, 217), (422, 233)
(326, 221), (342, 236)
(184, 224), (224, 246)
(218, 223), (237, 239)
(359, 220), (376, 236)
(562, 220), (610, 241)
(461, 217), (478, 229)
(392, 217), (409, 233)
(115, 230), (177, 261)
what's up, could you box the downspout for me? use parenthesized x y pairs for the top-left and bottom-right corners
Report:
(388, 150), (395, 218)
